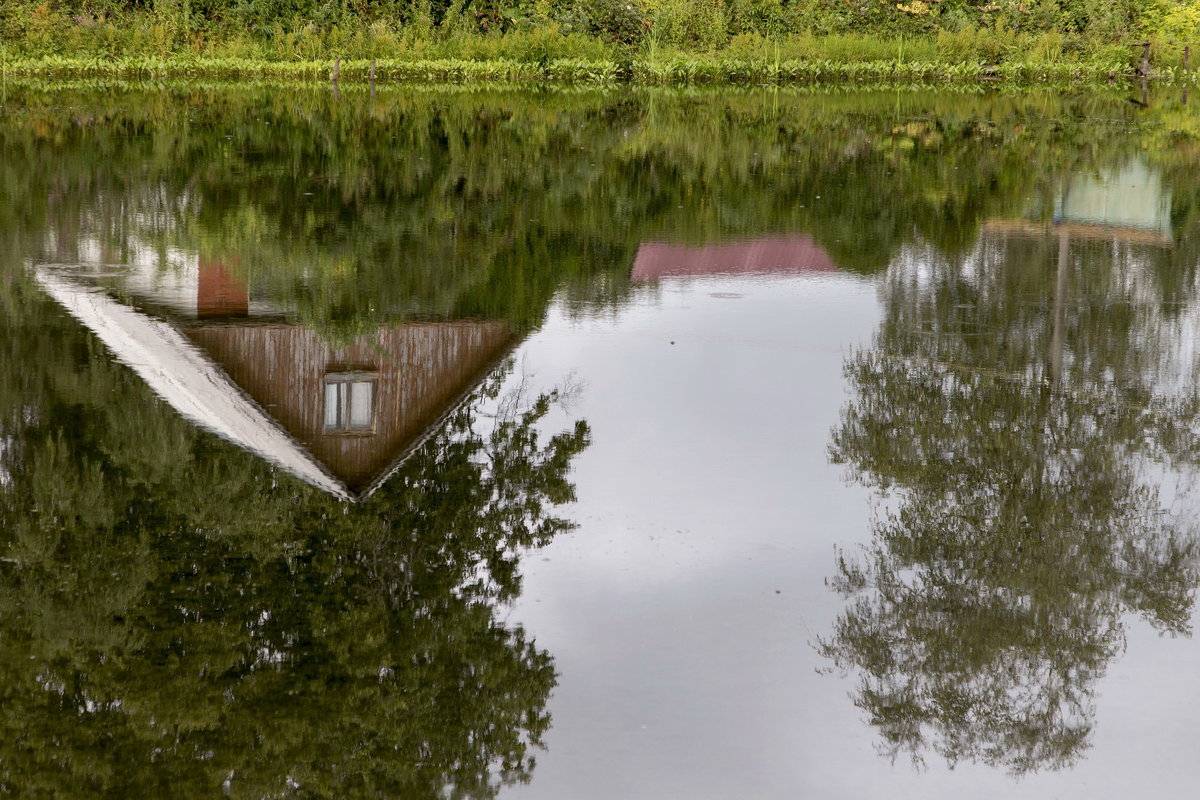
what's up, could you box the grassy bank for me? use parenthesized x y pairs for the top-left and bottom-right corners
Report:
(4, 52), (1196, 85)
(2, 1), (1198, 85)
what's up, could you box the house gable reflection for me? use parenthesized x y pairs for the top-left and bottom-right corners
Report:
(981, 159), (1173, 386)
(185, 258), (514, 497)
(37, 260), (516, 501)
(185, 320), (513, 497)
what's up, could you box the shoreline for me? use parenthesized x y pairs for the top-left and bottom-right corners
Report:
(3, 55), (1193, 86)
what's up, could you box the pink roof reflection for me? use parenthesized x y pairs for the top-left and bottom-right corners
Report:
(631, 235), (837, 282)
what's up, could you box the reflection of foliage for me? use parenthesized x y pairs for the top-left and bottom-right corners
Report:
(822, 232), (1200, 774)
(4, 87), (1196, 339)
(0, 276), (590, 797)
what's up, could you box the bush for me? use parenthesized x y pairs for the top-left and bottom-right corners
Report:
(1149, 0), (1200, 47)
(576, 0), (646, 45)
(644, 0), (729, 49)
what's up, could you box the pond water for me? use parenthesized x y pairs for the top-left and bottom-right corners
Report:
(3, 84), (1200, 798)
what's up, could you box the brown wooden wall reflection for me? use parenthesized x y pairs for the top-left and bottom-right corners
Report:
(186, 322), (513, 494)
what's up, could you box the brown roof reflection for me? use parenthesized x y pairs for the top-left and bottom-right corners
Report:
(631, 235), (837, 281)
(37, 260), (515, 501)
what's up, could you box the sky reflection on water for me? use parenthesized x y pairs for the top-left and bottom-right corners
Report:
(3, 86), (1200, 798)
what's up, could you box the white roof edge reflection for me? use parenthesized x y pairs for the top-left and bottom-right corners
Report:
(34, 268), (353, 501)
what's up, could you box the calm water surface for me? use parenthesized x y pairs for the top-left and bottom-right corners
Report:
(2, 85), (1200, 798)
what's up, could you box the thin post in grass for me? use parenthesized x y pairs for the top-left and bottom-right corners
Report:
(1177, 46), (1190, 104)
(370, 59), (377, 100)
(1131, 42), (1151, 78)
(332, 58), (340, 84)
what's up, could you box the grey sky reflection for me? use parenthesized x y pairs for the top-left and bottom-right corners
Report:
(503, 271), (1200, 800)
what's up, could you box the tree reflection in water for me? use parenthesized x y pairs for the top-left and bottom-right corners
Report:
(0, 278), (590, 797)
(821, 227), (1200, 774)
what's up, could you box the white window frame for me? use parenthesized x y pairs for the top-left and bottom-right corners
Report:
(323, 371), (378, 434)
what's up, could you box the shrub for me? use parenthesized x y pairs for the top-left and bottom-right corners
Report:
(644, 0), (729, 49)
(1149, 0), (1200, 47)
(577, 0), (646, 45)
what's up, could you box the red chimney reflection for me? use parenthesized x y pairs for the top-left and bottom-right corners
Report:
(197, 256), (249, 318)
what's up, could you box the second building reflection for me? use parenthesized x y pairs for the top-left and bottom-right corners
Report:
(822, 159), (1200, 775)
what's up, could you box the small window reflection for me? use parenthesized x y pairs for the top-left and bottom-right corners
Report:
(324, 373), (376, 433)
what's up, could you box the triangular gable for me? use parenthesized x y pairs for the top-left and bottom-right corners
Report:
(184, 321), (515, 496)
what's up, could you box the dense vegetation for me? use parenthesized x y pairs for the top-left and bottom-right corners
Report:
(5, 86), (1200, 339)
(2, 0), (1199, 81)
(0, 266), (592, 796)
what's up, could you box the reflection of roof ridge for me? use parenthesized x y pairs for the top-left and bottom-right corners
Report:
(631, 234), (838, 281)
(34, 268), (355, 501)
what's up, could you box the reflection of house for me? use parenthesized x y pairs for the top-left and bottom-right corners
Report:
(185, 319), (511, 496)
(197, 257), (249, 318)
(36, 259), (514, 500)
(979, 159), (1173, 386)
(984, 160), (1173, 247)
(1056, 161), (1171, 241)
(631, 235), (837, 282)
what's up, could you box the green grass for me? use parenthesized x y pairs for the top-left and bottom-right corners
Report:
(0, 13), (1194, 86)
(3, 52), (1194, 86)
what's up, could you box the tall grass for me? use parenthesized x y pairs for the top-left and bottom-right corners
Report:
(0, 0), (1196, 83)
